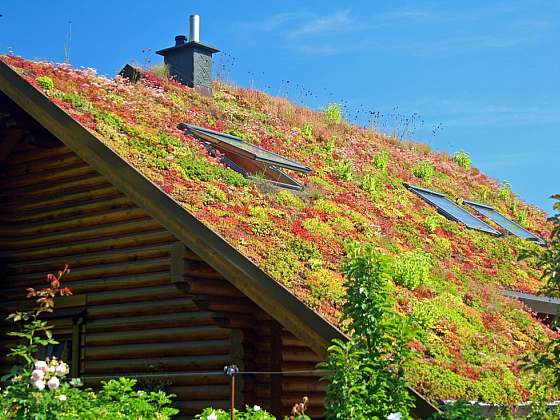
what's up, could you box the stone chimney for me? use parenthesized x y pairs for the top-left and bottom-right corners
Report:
(156, 15), (219, 96)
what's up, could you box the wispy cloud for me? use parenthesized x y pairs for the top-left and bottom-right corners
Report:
(240, 12), (309, 32)
(288, 9), (362, 38)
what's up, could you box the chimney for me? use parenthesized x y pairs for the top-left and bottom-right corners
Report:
(156, 14), (219, 96)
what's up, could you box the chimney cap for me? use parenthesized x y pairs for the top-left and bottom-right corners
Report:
(175, 35), (187, 46)
(156, 40), (219, 56)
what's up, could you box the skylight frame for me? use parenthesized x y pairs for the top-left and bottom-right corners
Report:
(179, 123), (312, 173)
(405, 183), (502, 236)
(464, 199), (545, 245)
(178, 123), (310, 190)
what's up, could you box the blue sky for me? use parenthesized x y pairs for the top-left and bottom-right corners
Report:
(1, 1), (558, 213)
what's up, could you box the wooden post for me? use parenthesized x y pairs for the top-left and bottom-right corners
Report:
(224, 365), (239, 420)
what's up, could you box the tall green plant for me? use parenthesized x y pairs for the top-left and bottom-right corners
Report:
(320, 242), (418, 419)
(520, 195), (560, 387)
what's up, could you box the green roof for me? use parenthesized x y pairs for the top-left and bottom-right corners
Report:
(1, 55), (555, 404)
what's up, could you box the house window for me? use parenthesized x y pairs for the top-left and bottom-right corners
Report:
(464, 200), (545, 245)
(178, 123), (311, 190)
(405, 183), (501, 236)
(39, 296), (86, 378)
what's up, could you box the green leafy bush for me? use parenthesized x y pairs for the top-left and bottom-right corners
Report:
(373, 150), (390, 170)
(320, 242), (418, 419)
(0, 267), (178, 419)
(324, 103), (343, 124)
(392, 250), (433, 289)
(36, 75), (54, 90)
(429, 400), (483, 419)
(301, 123), (313, 140)
(412, 161), (435, 183)
(195, 405), (275, 419)
(335, 159), (353, 181)
(454, 151), (472, 169)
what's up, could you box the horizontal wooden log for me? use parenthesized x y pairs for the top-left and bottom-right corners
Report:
(194, 296), (255, 314)
(86, 297), (199, 319)
(181, 278), (243, 297)
(82, 372), (230, 388)
(0, 174), (108, 203)
(6, 258), (172, 286)
(7, 243), (172, 275)
(5, 151), (80, 177)
(8, 143), (68, 164)
(168, 385), (231, 401)
(2, 207), (148, 238)
(0, 185), (120, 214)
(0, 217), (162, 250)
(83, 354), (231, 374)
(84, 339), (231, 360)
(0, 230), (173, 262)
(86, 284), (182, 305)
(282, 378), (326, 393)
(86, 325), (229, 346)
(0, 195), (135, 225)
(282, 346), (322, 363)
(86, 311), (216, 332)
(3, 163), (96, 190)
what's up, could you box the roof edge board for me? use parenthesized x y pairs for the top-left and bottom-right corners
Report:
(0, 59), (342, 358)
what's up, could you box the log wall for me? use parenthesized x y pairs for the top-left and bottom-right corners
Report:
(0, 140), (325, 418)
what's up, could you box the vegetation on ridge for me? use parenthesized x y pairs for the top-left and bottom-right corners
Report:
(1, 55), (556, 403)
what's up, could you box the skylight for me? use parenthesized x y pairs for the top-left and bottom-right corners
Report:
(178, 123), (311, 190)
(464, 200), (545, 245)
(405, 184), (502, 236)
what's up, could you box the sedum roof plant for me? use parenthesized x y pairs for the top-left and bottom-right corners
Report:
(2, 55), (557, 404)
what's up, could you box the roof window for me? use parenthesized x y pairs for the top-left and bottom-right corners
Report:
(178, 123), (311, 190)
(405, 183), (501, 236)
(464, 200), (545, 245)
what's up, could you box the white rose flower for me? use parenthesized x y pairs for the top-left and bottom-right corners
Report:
(55, 362), (69, 376)
(35, 360), (48, 371)
(57, 394), (67, 401)
(47, 376), (60, 390)
(387, 413), (402, 420)
(207, 411), (218, 420)
(253, 405), (261, 411)
(31, 369), (45, 381)
(33, 379), (45, 391)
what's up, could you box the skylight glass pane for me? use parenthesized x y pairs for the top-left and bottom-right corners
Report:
(179, 123), (311, 173)
(405, 184), (501, 236)
(465, 200), (545, 244)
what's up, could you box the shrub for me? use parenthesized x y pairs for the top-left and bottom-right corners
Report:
(195, 405), (275, 420)
(424, 214), (440, 233)
(454, 151), (472, 169)
(320, 242), (418, 419)
(324, 103), (343, 124)
(497, 181), (512, 202)
(0, 267), (178, 419)
(301, 123), (313, 140)
(392, 250), (433, 290)
(335, 159), (353, 181)
(276, 190), (305, 209)
(36, 75), (54, 90)
(373, 150), (390, 170)
(428, 400), (483, 419)
(412, 161), (435, 183)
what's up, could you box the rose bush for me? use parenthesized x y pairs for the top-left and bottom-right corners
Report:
(0, 267), (178, 419)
